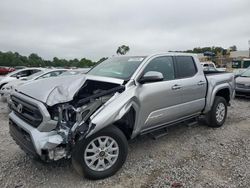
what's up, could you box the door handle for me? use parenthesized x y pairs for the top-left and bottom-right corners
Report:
(172, 84), (182, 90)
(197, 81), (206, 86)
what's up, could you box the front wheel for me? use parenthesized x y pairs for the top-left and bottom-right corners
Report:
(72, 125), (128, 180)
(206, 96), (227, 127)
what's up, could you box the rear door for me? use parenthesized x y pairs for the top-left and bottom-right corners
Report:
(174, 56), (207, 117)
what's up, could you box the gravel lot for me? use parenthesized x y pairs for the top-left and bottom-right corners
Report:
(0, 98), (250, 188)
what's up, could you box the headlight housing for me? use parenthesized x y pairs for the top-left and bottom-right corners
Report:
(47, 105), (59, 121)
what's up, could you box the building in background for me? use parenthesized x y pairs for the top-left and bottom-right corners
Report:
(230, 50), (249, 59)
(230, 50), (250, 69)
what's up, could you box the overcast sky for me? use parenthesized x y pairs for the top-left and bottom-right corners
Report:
(0, 0), (250, 61)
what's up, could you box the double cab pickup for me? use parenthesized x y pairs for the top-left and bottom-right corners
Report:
(9, 53), (235, 179)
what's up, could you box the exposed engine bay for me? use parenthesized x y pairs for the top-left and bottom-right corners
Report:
(45, 80), (125, 161)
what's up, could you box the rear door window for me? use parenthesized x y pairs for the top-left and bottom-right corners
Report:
(175, 56), (197, 78)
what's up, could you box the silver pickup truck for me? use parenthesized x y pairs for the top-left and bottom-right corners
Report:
(9, 53), (235, 179)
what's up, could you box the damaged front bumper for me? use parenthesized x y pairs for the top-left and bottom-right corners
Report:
(9, 112), (70, 161)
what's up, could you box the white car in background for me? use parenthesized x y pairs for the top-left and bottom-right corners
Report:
(58, 68), (90, 77)
(0, 68), (43, 91)
(0, 69), (67, 100)
(201, 62), (226, 72)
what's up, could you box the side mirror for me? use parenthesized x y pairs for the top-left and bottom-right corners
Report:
(16, 75), (21, 79)
(139, 71), (164, 84)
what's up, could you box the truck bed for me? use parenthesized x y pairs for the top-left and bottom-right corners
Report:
(204, 70), (228, 75)
(203, 71), (235, 113)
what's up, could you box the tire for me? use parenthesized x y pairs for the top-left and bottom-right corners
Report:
(206, 96), (227, 127)
(72, 125), (128, 180)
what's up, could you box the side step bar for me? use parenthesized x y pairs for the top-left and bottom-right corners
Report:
(143, 117), (199, 140)
(150, 128), (168, 140)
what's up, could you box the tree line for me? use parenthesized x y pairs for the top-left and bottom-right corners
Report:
(170, 45), (237, 56)
(0, 45), (237, 68)
(0, 51), (100, 68)
(0, 45), (129, 68)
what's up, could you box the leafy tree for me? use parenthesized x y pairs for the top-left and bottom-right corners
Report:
(116, 45), (130, 55)
(185, 46), (229, 56)
(229, 45), (237, 51)
(29, 53), (44, 67)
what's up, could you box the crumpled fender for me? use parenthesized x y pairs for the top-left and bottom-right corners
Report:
(86, 84), (140, 138)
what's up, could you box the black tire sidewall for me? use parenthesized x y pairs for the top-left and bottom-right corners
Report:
(72, 126), (128, 180)
(209, 96), (227, 127)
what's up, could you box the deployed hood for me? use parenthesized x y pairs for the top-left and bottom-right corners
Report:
(236, 76), (250, 84)
(16, 74), (124, 106)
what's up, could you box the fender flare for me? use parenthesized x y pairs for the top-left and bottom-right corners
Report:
(204, 83), (231, 113)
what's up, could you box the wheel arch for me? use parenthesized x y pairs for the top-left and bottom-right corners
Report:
(0, 82), (7, 90)
(215, 88), (230, 104)
(204, 84), (231, 114)
(113, 107), (136, 140)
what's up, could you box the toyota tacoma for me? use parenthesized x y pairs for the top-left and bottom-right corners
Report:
(9, 53), (235, 179)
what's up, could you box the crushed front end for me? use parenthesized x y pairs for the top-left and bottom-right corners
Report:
(9, 79), (125, 161)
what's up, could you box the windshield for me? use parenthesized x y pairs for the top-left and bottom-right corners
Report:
(87, 56), (146, 80)
(241, 68), (250, 77)
(22, 70), (45, 80)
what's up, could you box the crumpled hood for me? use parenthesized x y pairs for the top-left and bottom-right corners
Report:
(16, 75), (86, 106)
(236, 76), (250, 84)
(15, 74), (124, 106)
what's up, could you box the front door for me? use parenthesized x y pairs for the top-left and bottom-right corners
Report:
(135, 56), (183, 131)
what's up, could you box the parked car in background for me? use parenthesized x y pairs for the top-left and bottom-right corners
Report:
(235, 67), (250, 98)
(201, 62), (226, 72)
(77, 68), (91, 73)
(233, 68), (247, 76)
(0, 69), (67, 99)
(0, 68), (43, 91)
(58, 68), (90, 77)
(9, 53), (235, 179)
(0, 66), (15, 75)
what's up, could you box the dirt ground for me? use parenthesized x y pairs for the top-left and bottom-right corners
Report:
(0, 98), (250, 188)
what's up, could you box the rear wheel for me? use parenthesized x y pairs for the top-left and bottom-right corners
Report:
(206, 96), (227, 127)
(72, 125), (128, 180)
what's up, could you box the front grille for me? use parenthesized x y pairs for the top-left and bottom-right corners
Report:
(11, 95), (43, 128)
(236, 83), (250, 89)
(9, 119), (38, 157)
